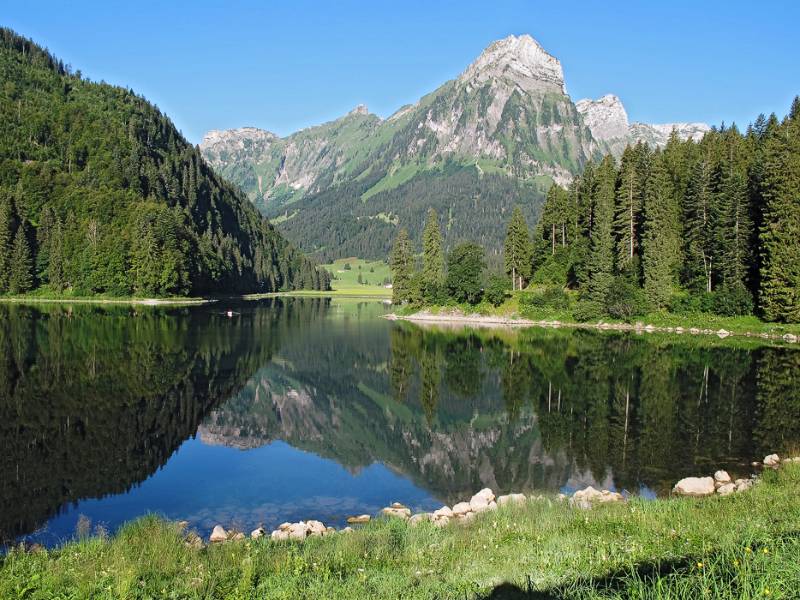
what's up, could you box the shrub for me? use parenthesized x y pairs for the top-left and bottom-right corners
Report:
(484, 275), (509, 307)
(669, 290), (715, 314)
(573, 300), (604, 322)
(519, 286), (570, 311)
(713, 282), (754, 316)
(604, 278), (648, 320)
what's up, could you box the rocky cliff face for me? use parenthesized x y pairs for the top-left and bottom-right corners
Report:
(575, 94), (711, 155)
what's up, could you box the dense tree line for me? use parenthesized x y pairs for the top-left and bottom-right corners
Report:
(390, 208), (509, 306)
(0, 28), (329, 297)
(530, 98), (800, 322)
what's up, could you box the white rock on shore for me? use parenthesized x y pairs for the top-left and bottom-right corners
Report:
(381, 502), (412, 519)
(713, 470), (731, 485)
(673, 476), (715, 497)
(764, 454), (781, 467)
(209, 525), (227, 543)
(497, 493), (526, 506)
(569, 486), (624, 509)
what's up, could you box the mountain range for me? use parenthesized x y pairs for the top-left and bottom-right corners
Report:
(200, 34), (710, 261)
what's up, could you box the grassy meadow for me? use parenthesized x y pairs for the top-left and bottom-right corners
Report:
(2, 465), (798, 599)
(321, 258), (392, 297)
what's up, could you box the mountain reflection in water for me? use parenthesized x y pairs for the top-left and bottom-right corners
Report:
(1, 298), (798, 545)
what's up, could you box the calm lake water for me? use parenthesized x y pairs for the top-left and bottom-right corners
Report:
(2, 298), (799, 547)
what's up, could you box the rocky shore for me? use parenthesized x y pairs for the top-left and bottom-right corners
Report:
(192, 452), (800, 548)
(386, 311), (800, 344)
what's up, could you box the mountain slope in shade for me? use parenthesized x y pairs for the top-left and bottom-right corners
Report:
(201, 34), (709, 261)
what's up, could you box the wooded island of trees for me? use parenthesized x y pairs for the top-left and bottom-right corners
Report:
(391, 98), (800, 323)
(0, 28), (329, 297)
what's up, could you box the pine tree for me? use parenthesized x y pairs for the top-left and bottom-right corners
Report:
(9, 225), (33, 294)
(0, 196), (14, 293)
(421, 208), (444, 299)
(389, 228), (415, 303)
(613, 144), (647, 274)
(683, 156), (717, 292)
(504, 206), (533, 290)
(47, 217), (65, 292)
(759, 102), (800, 322)
(586, 155), (617, 304)
(642, 152), (681, 309)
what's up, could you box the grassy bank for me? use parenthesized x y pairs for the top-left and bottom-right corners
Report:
(400, 292), (800, 339)
(3, 466), (798, 599)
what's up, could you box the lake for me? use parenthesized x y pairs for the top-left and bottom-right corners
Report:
(2, 298), (798, 547)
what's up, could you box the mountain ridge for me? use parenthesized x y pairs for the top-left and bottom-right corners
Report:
(200, 34), (711, 261)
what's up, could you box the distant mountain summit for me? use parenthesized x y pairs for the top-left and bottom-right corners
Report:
(201, 34), (710, 261)
(576, 94), (710, 155)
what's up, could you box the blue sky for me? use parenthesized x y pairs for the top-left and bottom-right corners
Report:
(5, 1), (798, 144)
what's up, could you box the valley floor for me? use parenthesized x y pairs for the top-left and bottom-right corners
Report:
(2, 466), (798, 599)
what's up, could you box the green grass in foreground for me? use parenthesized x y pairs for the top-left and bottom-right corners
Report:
(2, 466), (799, 599)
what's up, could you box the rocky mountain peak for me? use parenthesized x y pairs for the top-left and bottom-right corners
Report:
(348, 103), (370, 116)
(200, 127), (277, 151)
(459, 34), (566, 95)
(575, 94), (630, 142)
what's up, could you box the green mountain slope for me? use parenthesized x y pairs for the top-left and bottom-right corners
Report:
(201, 35), (601, 260)
(0, 28), (328, 296)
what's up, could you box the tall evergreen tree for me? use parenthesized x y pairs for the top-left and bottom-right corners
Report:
(47, 217), (65, 292)
(9, 225), (33, 294)
(642, 152), (681, 308)
(504, 206), (533, 290)
(586, 155), (617, 303)
(613, 144), (647, 274)
(421, 208), (445, 300)
(0, 196), (14, 293)
(683, 155), (717, 292)
(759, 101), (800, 322)
(389, 228), (415, 304)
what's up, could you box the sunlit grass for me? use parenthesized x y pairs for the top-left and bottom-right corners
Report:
(3, 465), (798, 598)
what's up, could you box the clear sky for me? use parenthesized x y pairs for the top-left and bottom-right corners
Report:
(5, 1), (798, 144)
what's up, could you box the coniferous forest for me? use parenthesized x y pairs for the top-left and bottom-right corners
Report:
(0, 29), (330, 297)
(533, 99), (800, 323)
(391, 98), (800, 324)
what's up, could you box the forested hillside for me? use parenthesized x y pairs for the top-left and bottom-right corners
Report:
(532, 98), (800, 322)
(278, 164), (546, 263)
(0, 28), (329, 297)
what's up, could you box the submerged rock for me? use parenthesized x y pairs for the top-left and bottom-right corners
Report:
(673, 477), (715, 497)
(382, 503), (411, 519)
(346, 514), (371, 524)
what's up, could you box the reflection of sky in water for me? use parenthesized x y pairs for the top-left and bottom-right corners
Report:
(26, 439), (441, 546)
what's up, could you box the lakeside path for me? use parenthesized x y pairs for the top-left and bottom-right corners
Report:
(387, 310), (800, 344)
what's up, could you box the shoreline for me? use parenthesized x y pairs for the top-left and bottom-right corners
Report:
(0, 296), (215, 306)
(386, 310), (800, 344)
(5, 459), (799, 598)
